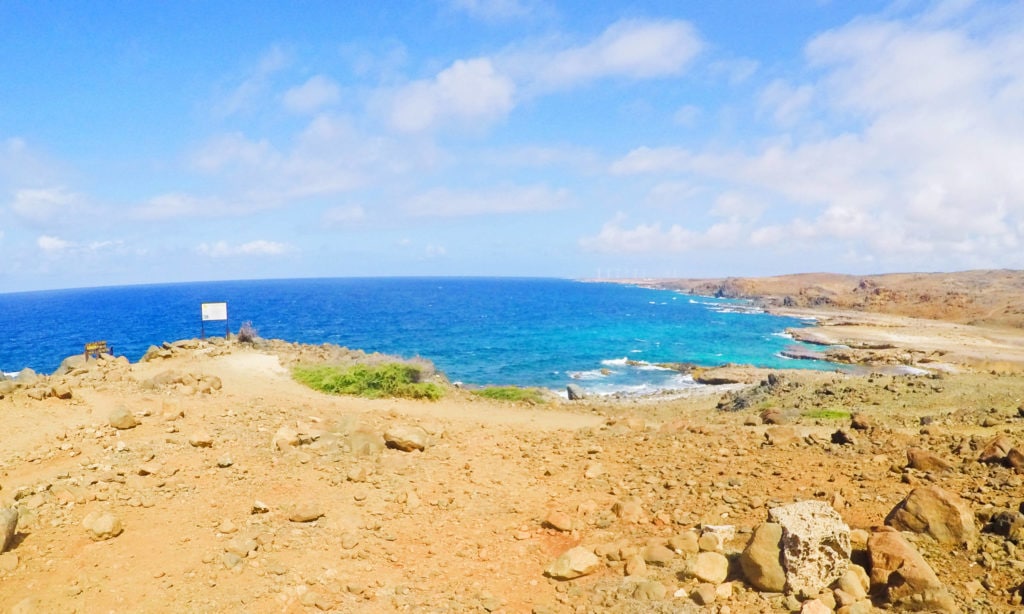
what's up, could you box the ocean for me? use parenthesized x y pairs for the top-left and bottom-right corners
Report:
(0, 277), (831, 394)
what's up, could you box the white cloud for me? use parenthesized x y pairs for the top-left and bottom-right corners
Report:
(604, 5), (1024, 268)
(282, 75), (341, 114)
(196, 240), (294, 258)
(37, 234), (71, 252)
(759, 79), (814, 125)
(386, 58), (515, 132)
(523, 19), (703, 92)
(9, 187), (83, 224)
(403, 184), (569, 217)
(672, 104), (701, 127)
(214, 45), (291, 117)
(132, 193), (225, 220)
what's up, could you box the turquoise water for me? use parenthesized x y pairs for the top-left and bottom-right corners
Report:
(0, 277), (829, 394)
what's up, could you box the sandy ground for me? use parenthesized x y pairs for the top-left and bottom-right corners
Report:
(1, 314), (1024, 613)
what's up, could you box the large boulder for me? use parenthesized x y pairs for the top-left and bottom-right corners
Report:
(739, 522), (786, 592)
(868, 527), (958, 612)
(768, 500), (850, 597)
(885, 485), (977, 548)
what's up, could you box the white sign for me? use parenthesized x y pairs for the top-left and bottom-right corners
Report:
(201, 302), (228, 322)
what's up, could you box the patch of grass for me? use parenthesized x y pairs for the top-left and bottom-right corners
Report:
(802, 409), (851, 420)
(471, 386), (548, 404)
(293, 363), (443, 400)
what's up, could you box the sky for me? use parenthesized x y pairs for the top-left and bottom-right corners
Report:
(2, 0), (1024, 292)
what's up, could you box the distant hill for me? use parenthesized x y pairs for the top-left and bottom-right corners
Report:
(629, 270), (1024, 328)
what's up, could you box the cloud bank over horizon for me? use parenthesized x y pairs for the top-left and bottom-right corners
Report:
(1, 0), (1023, 291)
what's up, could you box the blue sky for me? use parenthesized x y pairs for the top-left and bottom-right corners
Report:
(2, 0), (1023, 291)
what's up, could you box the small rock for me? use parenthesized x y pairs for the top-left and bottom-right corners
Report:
(544, 510), (574, 532)
(831, 429), (855, 445)
(979, 434), (1014, 463)
(849, 413), (872, 430)
(1, 507), (18, 552)
(217, 454), (233, 468)
(692, 583), (717, 606)
(669, 530), (700, 554)
(272, 426), (300, 451)
(624, 554), (647, 576)
(383, 425), (430, 452)
(687, 551), (729, 584)
(642, 544), (675, 566)
(633, 581), (666, 600)
(189, 430), (214, 448)
(545, 546), (600, 580)
(251, 500), (270, 514)
(288, 502), (324, 523)
(906, 447), (954, 472)
(82, 511), (123, 540)
(108, 406), (138, 430)
(801, 599), (831, 614)
(51, 382), (73, 400)
(612, 498), (646, 523)
(566, 384), (586, 400)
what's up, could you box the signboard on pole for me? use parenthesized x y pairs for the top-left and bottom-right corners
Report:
(201, 302), (229, 339)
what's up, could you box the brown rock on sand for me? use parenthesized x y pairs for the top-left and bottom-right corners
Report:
(740, 522), (786, 592)
(979, 434), (1015, 463)
(885, 485), (978, 548)
(868, 527), (958, 613)
(1, 507), (18, 552)
(108, 406), (138, 430)
(906, 447), (954, 472)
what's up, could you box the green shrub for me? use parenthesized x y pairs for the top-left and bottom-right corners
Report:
(471, 386), (548, 404)
(293, 363), (443, 400)
(802, 409), (850, 420)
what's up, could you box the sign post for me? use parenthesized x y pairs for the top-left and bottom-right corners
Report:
(201, 302), (229, 339)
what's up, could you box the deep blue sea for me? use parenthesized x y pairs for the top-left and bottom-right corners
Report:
(0, 277), (831, 394)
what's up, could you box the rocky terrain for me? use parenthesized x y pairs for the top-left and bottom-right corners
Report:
(628, 270), (1024, 328)
(1, 330), (1024, 613)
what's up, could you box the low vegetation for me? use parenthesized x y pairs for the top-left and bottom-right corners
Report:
(802, 409), (851, 420)
(292, 362), (443, 400)
(471, 386), (549, 404)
